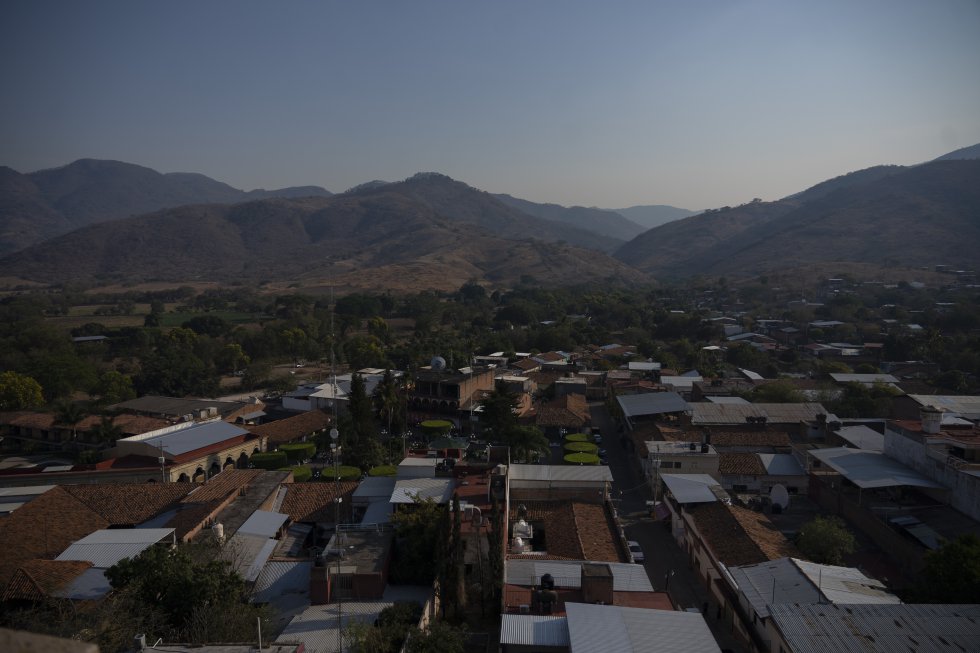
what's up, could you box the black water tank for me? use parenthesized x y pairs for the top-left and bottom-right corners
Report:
(541, 573), (555, 590)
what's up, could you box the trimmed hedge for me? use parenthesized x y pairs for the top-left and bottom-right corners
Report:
(280, 442), (316, 463)
(564, 442), (599, 453)
(563, 452), (600, 465)
(251, 451), (288, 470)
(290, 465), (312, 482)
(564, 432), (590, 442)
(420, 420), (453, 437)
(321, 465), (362, 481)
(369, 465), (398, 477)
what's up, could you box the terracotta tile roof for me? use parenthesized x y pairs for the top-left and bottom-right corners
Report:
(729, 505), (801, 561)
(63, 483), (193, 525)
(513, 359), (541, 372)
(719, 452), (767, 475)
(279, 482), (358, 523)
(2, 560), (92, 601)
(572, 503), (624, 562)
(688, 502), (798, 567)
(510, 501), (582, 559)
(181, 469), (262, 503)
(246, 409), (332, 446)
(525, 371), (563, 389)
(510, 501), (622, 561)
(0, 487), (109, 589)
(4, 412), (56, 429)
(535, 394), (591, 428)
(534, 352), (567, 363)
(110, 414), (171, 435)
(666, 428), (791, 448)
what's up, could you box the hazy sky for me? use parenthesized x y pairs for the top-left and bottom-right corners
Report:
(2, 1), (978, 209)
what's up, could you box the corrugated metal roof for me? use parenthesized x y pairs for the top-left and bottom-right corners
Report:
(768, 603), (980, 653)
(391, 477), (454, 504)
(907, 394), (980, 420)
(661, 376), (703, 390)
(505, 559), (653, 591)
(243, 538), (278, 582)
(500, 614), (569, 647)
(757, 453), (805, 476)
(508, 464), (613, 483)
(353, 476), (396, 499)
(128, 420), (249, 456)
(730, 558), (819, 619)
(707, 396), (751, 404)
(564, 602), (721, 653)
(0, 485), (55, 498)
(238, 509), (290, 538)
(253, 560), (311, 604)
(809, 447), (945, 489)
(627, 361), (662, 371)
(56, 528), (174, 568)
(275, 600), (396, 653)
(835, 425), (885, 452)
(792, 559), (899, 606)
(830, 373), (899, 384)
(691, 403), (828, 425)
(359, 500), (393, 524)
(660, 474), (722, 504)
(617, 392), (688, 418)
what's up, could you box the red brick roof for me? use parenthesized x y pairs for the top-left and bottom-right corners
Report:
(0, 487), (109, 589)
(62, 483), (193, 525)
(688, 502), (798, 567)
(509, 500), (622, 562)
(572, 503), (624, 562)
(664, 428), (791, 448)
(535, 394), (591, 428)
(2, 559), (92, 601)
(246, 409), (332, 446)
(719, 452), (766, 476)
(280, 482), (358, 523)
(513, 359), (541, 372)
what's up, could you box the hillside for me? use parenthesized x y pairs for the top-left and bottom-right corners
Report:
(346, 173), (623, 252)
(493, 193), (645, 241)
(933, 143), (980, 162)
(0, 159), (332, 255)
(0, 192), (648, 291)
(616, 159), (980, 277)
(611, 204), (698, 230)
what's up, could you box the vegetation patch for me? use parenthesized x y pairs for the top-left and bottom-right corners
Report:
(564, 432), (590, 442)
(564, 441), (599, 453)
(563, 452), (599, 465)
(369, 464), (398, 477)
(250, 451), (287, 470)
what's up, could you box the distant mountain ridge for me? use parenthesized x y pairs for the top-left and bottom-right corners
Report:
(611, 204), (698, 230)
(0, 188), (648, 290)
(492, 193), (647, 241)
(616, 158), (980, 277)
(0, 159), (332, 255)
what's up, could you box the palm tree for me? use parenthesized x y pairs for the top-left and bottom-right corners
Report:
(506, 425), (550, 464)
(55, 401), (87, 445)
(89, 415), (124, 447)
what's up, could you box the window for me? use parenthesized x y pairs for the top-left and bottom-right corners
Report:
(733, 484), (748, 493)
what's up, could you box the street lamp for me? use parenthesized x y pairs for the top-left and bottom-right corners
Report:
(329, 426), (342, 652)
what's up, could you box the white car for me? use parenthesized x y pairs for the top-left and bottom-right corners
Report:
(628, 540), (644, 563)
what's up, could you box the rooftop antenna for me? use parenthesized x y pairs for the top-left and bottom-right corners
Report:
(158, 437), (166, 483)
(330, 286), (338, 411)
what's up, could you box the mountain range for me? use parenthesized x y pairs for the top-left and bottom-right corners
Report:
(0, 144), (977, 290)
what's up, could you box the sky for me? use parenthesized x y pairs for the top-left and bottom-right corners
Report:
(2, 1), (979, 210)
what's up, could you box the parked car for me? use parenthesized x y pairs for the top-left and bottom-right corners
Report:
(593, 433), (603, 444)
(627, 540), (644, 563)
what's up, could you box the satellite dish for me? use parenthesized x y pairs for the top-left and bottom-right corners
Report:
(431, 356), (447, 370)
(770, 484), (790, 511)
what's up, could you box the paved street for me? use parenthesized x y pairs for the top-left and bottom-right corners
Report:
(590, 401), (746, 653)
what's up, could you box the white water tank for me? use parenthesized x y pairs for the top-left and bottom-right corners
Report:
(512, 536), (525, 553)
(920, 406), (943, 435)
(513, 519), (532, 538)
(212, 523), (224, 541)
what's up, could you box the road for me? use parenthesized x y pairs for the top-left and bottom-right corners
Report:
(590, 401), (746, 653)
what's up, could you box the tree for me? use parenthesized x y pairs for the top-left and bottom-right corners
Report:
(390, 495), (447, 584)
(404, 621), (466, 653)
(88, 416), (124, 446)
(55, 401), (87, 443)
(106, 540), (249, 627)
(91, 370), (136, 404)
(480, 381), (519, 438)
(749, 380), (806, 403)
(0, 370), (44, 410)
(216, 343), (250, 375)
(373, 369), (406, 442)
(908, 534), (980, 603)
(796, 515), (855, 565)
(348, 373), (375, 445)
(506, 425), (550, 464)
